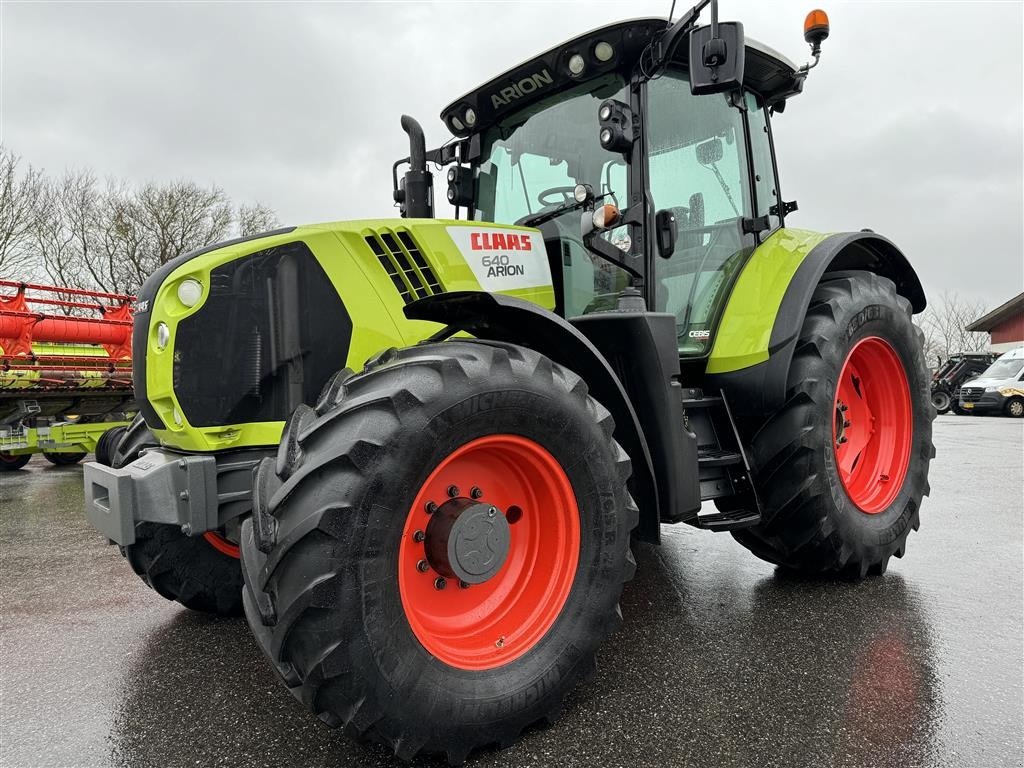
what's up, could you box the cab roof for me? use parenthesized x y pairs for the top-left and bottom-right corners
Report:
(440, 17), (804, 137)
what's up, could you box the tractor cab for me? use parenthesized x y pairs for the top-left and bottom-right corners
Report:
(425, 13), (809, 357)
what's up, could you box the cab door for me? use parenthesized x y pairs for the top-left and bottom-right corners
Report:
(644, 69), (760, 357)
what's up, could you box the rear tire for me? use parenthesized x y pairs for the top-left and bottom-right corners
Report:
(43, 451), (87, 466)
(112, 415), (243, 616)
(1005, 397), (1024, 418)
(0, 452), (31, 471)
(732, 272), (934, 578)
(241, 340), (636, 763)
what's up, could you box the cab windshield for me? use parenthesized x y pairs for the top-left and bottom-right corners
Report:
(473, 75), (633, 316)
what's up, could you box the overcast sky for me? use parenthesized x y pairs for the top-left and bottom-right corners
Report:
(2, 1), (1021, 308)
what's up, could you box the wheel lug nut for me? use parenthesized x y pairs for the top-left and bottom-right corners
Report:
(447, 485), (459, 498)
(487, 506), (496, 518)
(843, 419), (851, 428)
(413, 530), (425, 543)
(470, 486), (483, 499)
(416, 559), (429, 573)
(425, 501), (437, 515)
(434, 577), (447, 590)
(459, 580), (470, 589)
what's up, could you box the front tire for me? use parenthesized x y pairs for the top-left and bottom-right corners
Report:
(732, 272), (934, 578)
(124, 523), (243, 615)
(94, 425), (128, 467)
(112, 415), (243, 615)
(241, 341), (636, 763)
(1005, 397), (1024, 418)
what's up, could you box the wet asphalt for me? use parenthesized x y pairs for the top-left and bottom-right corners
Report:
(1, 414), (1022, 768)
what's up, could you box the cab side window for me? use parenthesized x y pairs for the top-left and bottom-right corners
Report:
(745, 92), (780, 231)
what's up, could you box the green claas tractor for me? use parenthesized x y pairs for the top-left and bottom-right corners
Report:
(85, 3), (935, 762)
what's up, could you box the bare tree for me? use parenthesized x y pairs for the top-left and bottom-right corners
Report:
(915, 291), (990, 368)
(237, 202), (279, 236)
(0, 147), (45, 278)
(15, 153), (276, 294)
(89, 180), (235, 293)
(34, 168), (103, 292)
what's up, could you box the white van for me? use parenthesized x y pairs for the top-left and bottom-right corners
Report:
(958, 346), (1024, 417)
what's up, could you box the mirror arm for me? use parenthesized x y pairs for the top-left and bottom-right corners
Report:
(582, 230), (644, 282)
(652, 0), (714, 72)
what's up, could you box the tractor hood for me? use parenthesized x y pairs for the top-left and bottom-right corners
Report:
(131, 220), (554, 452)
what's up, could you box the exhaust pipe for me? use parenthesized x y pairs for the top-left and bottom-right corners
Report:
(397, 115), (434, 219)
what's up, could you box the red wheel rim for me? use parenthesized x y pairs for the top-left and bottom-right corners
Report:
(398, 434), (580, 670)
(0, 452), (22, 464)
(833, 337), (913, 513)
(203, 531), (240, 559)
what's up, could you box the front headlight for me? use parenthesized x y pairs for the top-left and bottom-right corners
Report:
(177, 278), (204, 307)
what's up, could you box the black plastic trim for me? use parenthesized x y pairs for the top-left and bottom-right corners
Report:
(572, 309), (701, 524)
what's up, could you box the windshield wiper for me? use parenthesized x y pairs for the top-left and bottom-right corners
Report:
(519, 193), (607, 229)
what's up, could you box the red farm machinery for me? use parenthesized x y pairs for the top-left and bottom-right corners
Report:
(0, 280), (135, 470)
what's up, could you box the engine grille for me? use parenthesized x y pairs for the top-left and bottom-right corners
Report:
(172, 241), (351, 427)
(365, 229), (443, 304)
(960, 387), (984, 403)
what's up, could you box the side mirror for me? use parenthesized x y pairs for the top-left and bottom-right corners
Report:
(688, 21), (745, 95)
(655, 209), (677, 259)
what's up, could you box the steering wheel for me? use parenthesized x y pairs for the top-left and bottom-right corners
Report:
(537, 186), (580, 208)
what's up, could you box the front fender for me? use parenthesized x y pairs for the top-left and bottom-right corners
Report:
(405, 291), (662, 543)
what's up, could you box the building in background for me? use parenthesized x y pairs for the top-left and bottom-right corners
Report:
(967, 292), (1024, 353)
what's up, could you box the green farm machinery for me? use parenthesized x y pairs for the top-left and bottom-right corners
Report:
(84, 3), (934, 761)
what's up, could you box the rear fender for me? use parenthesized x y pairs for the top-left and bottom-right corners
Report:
(405, 291), (662, 543)
(707, 229), (926, 427)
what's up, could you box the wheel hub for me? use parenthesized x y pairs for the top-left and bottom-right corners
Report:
(398, 434), (580, 670)
(425, 498), (511, 584)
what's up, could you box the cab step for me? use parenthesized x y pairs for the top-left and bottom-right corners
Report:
(683, 388), (763, 531)
(697, 447), (743, 468)
(681, 395), (723, 409)
(696, 504), (762, 531)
